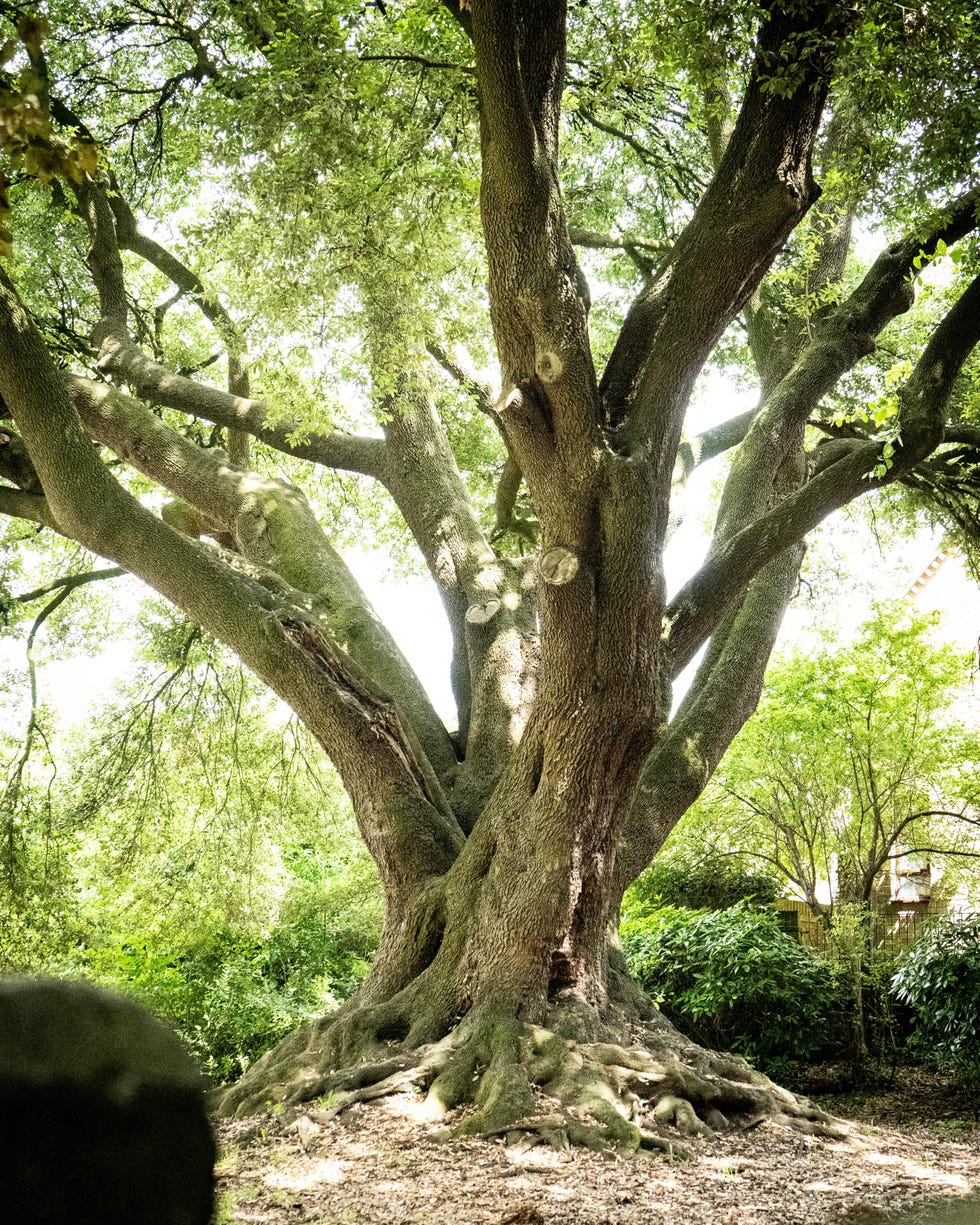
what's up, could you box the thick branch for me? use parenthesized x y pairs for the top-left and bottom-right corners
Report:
(471, 0), (600, 487)
(371, 330), (536, 821)
(667, 273), (980, 670)
(676, 410), (756, 479)
(0, 268), (464, 896)
(0, 266), (277, 648)
(0, 487), (57, 530)
(471, 1), (565, 166)
(711, 186), (980, 547)
(91, 342), (386, 476)
(66, 374), (457, 778)
(616, 543), (803, 896)
(601, 0), (847, 466)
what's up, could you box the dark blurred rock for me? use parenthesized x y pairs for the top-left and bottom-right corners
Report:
(0, 976), (215, 1225)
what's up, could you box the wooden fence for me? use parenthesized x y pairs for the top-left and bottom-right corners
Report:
(774, 900), (974, 958)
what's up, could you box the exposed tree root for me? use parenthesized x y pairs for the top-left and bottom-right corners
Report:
(212, 1008), (847, 1156)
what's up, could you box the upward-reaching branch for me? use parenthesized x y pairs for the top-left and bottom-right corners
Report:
(600, 1), (848, 526)
(368, 310), (536, 824)
(712, 186), (980, 548)
(667, 272), (980, 671)
(106, 182), (252, 465)
(471, 0), (599, 495)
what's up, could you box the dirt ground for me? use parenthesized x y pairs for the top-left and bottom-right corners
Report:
(213, 1066), (980, 1225)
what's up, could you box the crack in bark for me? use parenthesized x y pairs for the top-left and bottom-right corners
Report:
(280, 616), (450, 822)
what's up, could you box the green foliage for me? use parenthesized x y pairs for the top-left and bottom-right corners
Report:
(0, 602), (383, 1080)
(689, 601), (976, 913)
(621, 901), (839, 1069)
(892, 913), (980, 1084)
(7, 855), (382, 1083)
(84, 890), (379, 1082)
(628, 853), (780, 912)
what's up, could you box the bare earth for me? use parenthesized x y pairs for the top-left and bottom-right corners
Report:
(215, 1070), (980, 1225)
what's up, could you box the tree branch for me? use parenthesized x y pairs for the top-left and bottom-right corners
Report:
(710, 186), (980, 548)
(470, 0), (600, 482)
(0, 268), (465, 893)
(0, 487), (58, 530)
(105, 179), (253, 465)
(1, 579), (74, 827)
(71, 165), (385, 479)
(359, 53), (474, 74)
(88, 345), (387, 476)
(666, 272), (980, 671)
(601, 0), (848, 473)
(371, 315), (537, 821)
(426, 341), (496, 416)
(676, 410), (756, 479)
(567, 226), (662, 280)
(14, 567), (125, 604)
(65, 373), (458, 778)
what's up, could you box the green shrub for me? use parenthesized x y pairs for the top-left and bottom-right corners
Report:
(86, 933), (310, 1082)
(85, 888), (380, 1082)
(621, 900), (839, 1069)
(628, 856), (781, 912)
(891, 912), (980, 1084)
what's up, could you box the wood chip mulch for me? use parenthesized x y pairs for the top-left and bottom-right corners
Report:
(214, 1069), (980, 1225)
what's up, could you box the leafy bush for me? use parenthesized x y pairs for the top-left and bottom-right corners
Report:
(85, 934), (314, 1082)
(622, 900), (840, 1069)
(628, 855), (781, 912)
(892, 912), (980, 1083)
(85, 884), (380, 1082)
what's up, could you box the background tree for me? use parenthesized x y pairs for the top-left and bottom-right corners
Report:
(0, 0), (978, 1147)
(677, 601), (978, 1074)
(697, 603), (978, 922)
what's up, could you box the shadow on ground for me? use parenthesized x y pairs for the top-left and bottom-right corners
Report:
(902, 1196), (980, 1224)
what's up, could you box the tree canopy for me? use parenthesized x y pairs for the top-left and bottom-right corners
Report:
(686, 603), (979, 918)
(0, 0), (979, 1147)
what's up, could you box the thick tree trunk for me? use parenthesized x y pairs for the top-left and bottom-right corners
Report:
(214, 655), (842, 1148)
(214, 748), (842, 1150)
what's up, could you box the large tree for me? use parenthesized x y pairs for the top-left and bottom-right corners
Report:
(0, 0), (978, 1146)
